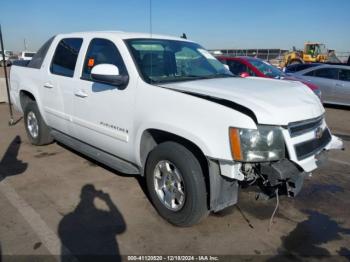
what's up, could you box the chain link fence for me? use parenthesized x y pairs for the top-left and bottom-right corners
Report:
(209, 48), (350, 66)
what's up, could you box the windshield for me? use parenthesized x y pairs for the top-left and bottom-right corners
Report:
(249, 59), (284, 78)
(126, 39), (233, 84)
(316, 44), (327, 55)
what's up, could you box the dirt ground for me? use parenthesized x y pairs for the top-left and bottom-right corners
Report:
(0, 67), (10, 78)
(0, 103), (349, 261)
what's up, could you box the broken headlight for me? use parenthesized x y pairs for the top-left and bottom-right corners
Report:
(229, 125), (285, 162)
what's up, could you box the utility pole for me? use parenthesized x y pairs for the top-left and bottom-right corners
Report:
(24, 38), (28, 51)
(0, 24), (15, 125)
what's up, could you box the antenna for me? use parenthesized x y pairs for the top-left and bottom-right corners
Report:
(149, 0), (153, 38)
(24, 38), (28, 51)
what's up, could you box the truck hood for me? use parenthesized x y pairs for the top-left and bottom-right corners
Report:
(162, 77), (325, 125)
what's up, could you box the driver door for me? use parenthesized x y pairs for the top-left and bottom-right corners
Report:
(71, 38), (135, 160)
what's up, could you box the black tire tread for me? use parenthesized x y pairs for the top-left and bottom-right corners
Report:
(145, 141), (208, 226)
(24, 101), (53, 146)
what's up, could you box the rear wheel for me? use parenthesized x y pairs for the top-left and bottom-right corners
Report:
(24, 101), (53, 145)
(145, 141), (208, 226)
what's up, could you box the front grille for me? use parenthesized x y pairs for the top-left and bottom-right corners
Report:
(288, 116), (324, 137)
(294, 128), (331, 160)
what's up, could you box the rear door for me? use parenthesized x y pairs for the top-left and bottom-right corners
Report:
(41, 38), (83, 134)
(302, 67), (338, 103)
(334, 68), (350, 105)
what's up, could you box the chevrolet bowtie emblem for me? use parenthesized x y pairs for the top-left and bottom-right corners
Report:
(315, 127), (323, 139)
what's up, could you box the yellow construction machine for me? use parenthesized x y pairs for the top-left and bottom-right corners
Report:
(280, 42), (333, 68)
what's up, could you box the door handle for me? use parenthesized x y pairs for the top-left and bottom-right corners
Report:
(335, 83), (344, 87)
(74, 90), (88, 98)
(43, 82), (54, 89)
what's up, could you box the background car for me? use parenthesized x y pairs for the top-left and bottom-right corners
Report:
(291, 64), (350, 106)
(18, 51), (36, 61)
(217, 56), (322, 99)
(283, 63), (322, 74)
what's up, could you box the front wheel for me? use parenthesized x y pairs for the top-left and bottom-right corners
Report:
(145, 141), (208, 226)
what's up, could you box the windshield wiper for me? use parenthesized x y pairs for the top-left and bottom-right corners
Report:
(150, 73), (235, 84)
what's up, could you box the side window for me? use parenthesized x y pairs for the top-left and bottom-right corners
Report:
(227, 60), (247, 75)
(305, 68), (338, 79)
(50, 38), (83, 77)
(339, 69), (350, 82)
(82, 38), (127, 80)
(305, 70), (315, 76)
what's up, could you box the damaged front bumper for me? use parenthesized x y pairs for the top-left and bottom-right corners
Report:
(208, 135), (344, 212)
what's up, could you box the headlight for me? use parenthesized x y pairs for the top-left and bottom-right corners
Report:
(229, 126), (285, 162)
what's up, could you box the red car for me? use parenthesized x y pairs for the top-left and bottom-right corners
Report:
(218, 56), (322, 99)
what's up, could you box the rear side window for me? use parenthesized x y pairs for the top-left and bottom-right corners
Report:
(339, 69), (350, 82)
(50, 38), (83, 77)
(305, 68), (338, 80)
(27, 37), (54, 69)
(82, 38), (127, 80)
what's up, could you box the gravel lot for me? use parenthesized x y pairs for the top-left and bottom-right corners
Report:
(0, 103), (349, 261)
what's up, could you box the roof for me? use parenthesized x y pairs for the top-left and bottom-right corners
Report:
(54, 31), (193, 42)
(217, 56), (262, 62)
(309, 64), (350, 70)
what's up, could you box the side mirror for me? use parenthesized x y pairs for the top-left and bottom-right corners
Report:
(91, 64), (128, 86)
(223, 64), (230, 71)
(240, 72), (250, 78)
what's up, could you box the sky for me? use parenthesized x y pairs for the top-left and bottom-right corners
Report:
(1, 0), (350, 52)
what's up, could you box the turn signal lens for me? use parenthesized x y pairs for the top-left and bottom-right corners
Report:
(229, 128), (242, 161)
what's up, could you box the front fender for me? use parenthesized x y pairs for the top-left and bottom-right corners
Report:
(133, 122), (211, 166)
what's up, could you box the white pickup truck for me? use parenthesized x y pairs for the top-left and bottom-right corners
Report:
(10, 31), (343, 226)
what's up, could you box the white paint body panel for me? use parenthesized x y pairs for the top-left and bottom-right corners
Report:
(9, 31), (342, 178)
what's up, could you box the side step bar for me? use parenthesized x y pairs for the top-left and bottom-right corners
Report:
(51, 130), (140, 175)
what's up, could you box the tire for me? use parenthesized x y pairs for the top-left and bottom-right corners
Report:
(24, 101), (53, 145)
(145, 141), (208, 226)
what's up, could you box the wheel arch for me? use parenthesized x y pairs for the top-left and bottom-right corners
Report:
(19, 90), (36, 111)
(19, 88), (48, 123)
(139, 128), (212, 209)
(139, 128), (209, 175)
